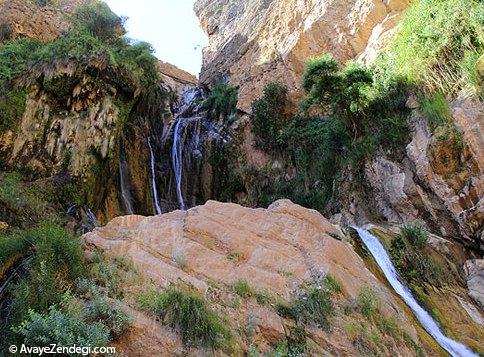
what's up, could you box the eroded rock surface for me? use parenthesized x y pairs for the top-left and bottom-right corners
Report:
(195, 0), (410, 112)
(84, 199), (421, 355)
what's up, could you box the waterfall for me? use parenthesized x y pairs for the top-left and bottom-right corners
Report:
(148, 137), (162, 215)
(172, 117), (186, 210)
(86, 207), (100, 227)
(354, 227), (477, 357)
(119, 147), (134, 214)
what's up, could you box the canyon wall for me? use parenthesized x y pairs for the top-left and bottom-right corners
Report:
(195, 0), (410, 112)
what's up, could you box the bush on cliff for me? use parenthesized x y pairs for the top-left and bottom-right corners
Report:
(373, 0), (483, 98)
(202, 83), (238, 121)
(389, 222), (448, 286)
(138, 286), (233, 352)
(251, 82), (289, 151)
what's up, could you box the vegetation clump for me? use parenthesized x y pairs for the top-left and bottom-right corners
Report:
(202, 83), (238, 121)
(276, 276), (341, 330)
(251, 82), (289, 151)
(344, 287), (423, 356)
(138, 286), (233, 351)
(390, 222), (448, 286)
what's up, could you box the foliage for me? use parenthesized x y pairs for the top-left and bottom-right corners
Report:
(0, 229), (31, 268)
(89, 251), (122, 298)
(419, 92), (452, 131)
(0, 3), (159, 96)
(389, 222), (448, 286)
(138, 286), (233, 351)
(345, 287), (423, 355)
(231, 279), (254, 298)
(72, 2), (125, 42)
(8, 223), (85, 322)
(0, 172), (49, 217)
(251, 82), (288, 151)
(276, 278), (337, 330)
(400, 222), (428, 249)
(202, 83), (238, 121)
(373, 0), (483, 97)
(82, 294), (130, 337)
(356, 287), (379, 319)
(14, 291), (129, 348)
(15, 304), (110, 348)
(0, 39), (39, 85)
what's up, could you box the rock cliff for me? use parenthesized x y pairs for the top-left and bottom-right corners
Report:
(195, 0), (410, 112)
(84, 200), (422, 355)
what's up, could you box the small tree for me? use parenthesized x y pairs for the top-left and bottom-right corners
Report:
(251, 82), (288, 151)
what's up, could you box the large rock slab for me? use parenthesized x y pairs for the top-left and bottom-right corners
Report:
(83, 199), (419, 354)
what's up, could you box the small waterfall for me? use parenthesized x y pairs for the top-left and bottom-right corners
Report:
(354, 227), (478, 357)
(148, 137), (162, 215)
(172, 117), (186, 210)
(119, 147), (134, 214)
(86, 207), (100, 227)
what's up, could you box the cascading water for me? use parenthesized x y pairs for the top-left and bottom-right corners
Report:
(172, 117), (186, 210)
(148, 137), (162, 215)
(354, 227), (478, 357)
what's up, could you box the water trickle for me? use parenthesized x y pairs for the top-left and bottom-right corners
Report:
(354, 227), (478, 357)
(148, 137), (162, 215)
(86, 207), (100, 228)
(172, 117), (186, 210)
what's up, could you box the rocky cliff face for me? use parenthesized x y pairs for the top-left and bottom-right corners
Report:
(84, 200), (420, 355)
(0, 0), (95, 43)
(329, 95), (483, 252)
(195, 0), (410, 112)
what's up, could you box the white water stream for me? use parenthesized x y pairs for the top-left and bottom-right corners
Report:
(148, 137), (162, 215)
(354, 227), (477, 357)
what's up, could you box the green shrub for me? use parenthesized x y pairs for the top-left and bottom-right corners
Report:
(276, 279), (336, 330)
(373, 0), (483, 96)
(83, 295), (130, 337)
(419, 92), (452, 131)
(0, 39), (39, 85)
(232, 279), (254, 298)
(251, 82), (288, 151)
(15, 305), (110, 347)
(0, 88), (26, 132)
(401, 222), (428, 249)
(89, 251), (122, 298)
(390, 222), (449, 286)
(9, 223), (85, 317)
(72, 2), (125, 41)
(202, 83), (238, 120)
(356, 287), (379, 319)
(138, 286), (233, 351)
(0, 230), (31, 268)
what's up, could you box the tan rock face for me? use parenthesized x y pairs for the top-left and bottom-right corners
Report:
(84, 199), (421, 354)
(194, 0), (410, 112)
(0, 0), (95, 43)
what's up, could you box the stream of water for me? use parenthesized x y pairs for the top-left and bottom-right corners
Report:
(172, 117), (186, 210)
(354, 227), (477, 357)
(148, 137), (162, 215)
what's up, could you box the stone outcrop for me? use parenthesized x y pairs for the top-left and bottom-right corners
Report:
(194, 0), (410, 112)
(0, 0), (95, 43)
(464, 259), (484, 309)
(330, 95), (483, 252)
(84, 199), (425, 355)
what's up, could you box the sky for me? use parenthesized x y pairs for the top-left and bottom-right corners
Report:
(104, 0), (208, 77)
